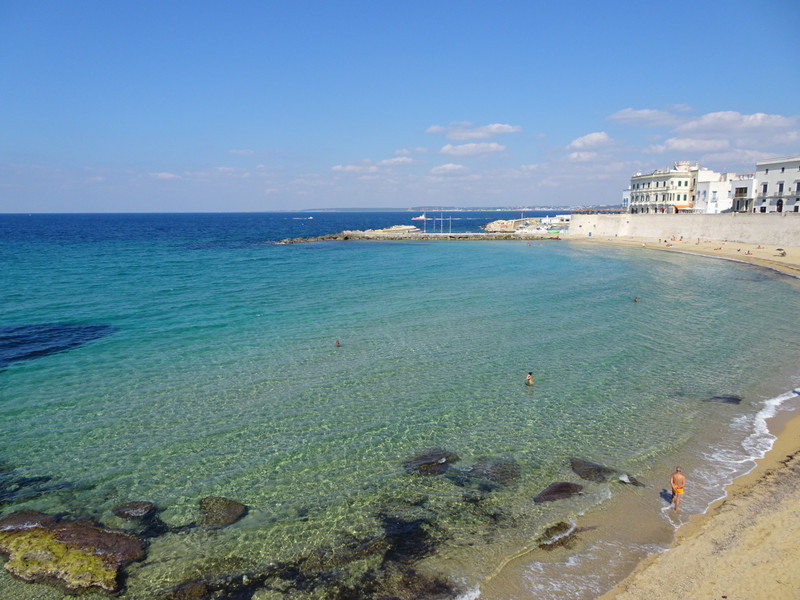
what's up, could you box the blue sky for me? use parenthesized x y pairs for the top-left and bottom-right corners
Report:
(2, 1), (799, 212)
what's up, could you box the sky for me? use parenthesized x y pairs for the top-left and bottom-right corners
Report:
(1, 1), (799, 213)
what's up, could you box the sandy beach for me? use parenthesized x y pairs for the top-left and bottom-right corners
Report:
(573, 235), (800, 279)
(576, 235), (800, 600)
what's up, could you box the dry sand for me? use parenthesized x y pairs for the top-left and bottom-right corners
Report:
(574, 235), (800, 600)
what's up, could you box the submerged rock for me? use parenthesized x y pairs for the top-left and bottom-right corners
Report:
(113, 500), (157, 520)
(113, 501), (169, 538)
(617, 473), (646, 487)
(471, 458), (521, 485)
(198, 496), (247, 528)
(536, 521), (573, 548)
(570, 458), (645, 487)
(402, 447), (460, 476)
(706, 394), (743, 404)
(533, 482), (583, 503)
(0, 462), (72, 505)
(0, 509), (145, 593)
(569, 458), (616, 483)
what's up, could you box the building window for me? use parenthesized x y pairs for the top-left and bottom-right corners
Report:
(778, 182), (784, 193)
(762, 183), (768, 194)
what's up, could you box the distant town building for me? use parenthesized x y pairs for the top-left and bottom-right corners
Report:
(752, 156), (800, 213)
(628, 161), (709, 214)
(628, 157), (798, 214)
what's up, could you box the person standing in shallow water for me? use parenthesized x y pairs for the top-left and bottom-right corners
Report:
(526, 372), (534, 386)
(670, 467), (686, 512)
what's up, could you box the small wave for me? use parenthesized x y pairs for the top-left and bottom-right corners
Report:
(454, 585), (481, 600)
(743, 388), (800, 458)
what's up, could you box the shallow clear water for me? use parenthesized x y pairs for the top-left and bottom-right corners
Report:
(1, 213), (799, 599)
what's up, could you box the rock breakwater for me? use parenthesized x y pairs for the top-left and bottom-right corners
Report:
(276, 226), (561, 244)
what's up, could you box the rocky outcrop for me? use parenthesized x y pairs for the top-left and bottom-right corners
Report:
(113, 500), (168, 538)
(402, 448), (460, 476)
(197, 496), (247, 528)
(569, 458), (617, 482)
(570, 458), (645, 487)
(0, 510), (145, 593)
(533, 482), (583, 503)
(276, 229), (560, 243)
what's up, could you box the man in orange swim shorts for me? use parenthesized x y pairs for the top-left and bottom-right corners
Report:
(670, 466), (686, 512)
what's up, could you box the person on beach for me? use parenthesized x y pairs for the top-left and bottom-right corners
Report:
(526, 372), (534, 386)
(670, 467), (686, 512)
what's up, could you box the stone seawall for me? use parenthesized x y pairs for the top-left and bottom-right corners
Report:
(276, 231), (561, 243)
(568, 213), (800, 246)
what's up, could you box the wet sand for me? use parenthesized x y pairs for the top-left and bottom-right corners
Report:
(600, 410), (800, 600)
(575, 235), (800, 599)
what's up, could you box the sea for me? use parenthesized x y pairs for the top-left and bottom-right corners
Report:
(1, 211), (799, 600)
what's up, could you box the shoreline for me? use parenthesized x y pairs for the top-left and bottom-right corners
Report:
(578, 234), (800, 598)
(599, 405), (800, 599)
(568, 234), (800, 278)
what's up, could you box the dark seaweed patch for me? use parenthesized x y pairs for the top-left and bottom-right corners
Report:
(0, 463), (72, 505)
(0, 323), (115, 368)
(377, 513), (437, 565)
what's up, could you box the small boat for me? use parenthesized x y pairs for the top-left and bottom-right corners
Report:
(411, 213), (427, 220)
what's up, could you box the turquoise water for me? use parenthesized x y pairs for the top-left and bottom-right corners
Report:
(1, 213), (799, 599)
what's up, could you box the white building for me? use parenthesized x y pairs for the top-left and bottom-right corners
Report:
(693, 173), (755, 214)
(730, 175), (757, 213)
(752, 156), (800, 213)
(628, 161), (764, 214)
(628, 161), (706, 214)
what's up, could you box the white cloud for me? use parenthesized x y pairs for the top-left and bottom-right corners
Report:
(568, 151), (598, 162)
(86, 175), (105, 183)
(331, 164), (379, 174)
(648, 137), (730, 154)
(150, 172), (181, 180)
(229, 149), (256, 156)
(675, 111), (797, 141)
(396, 147), (429, 155)
(430, 163), (469, 176)
(378, 156), (413, 166)
(609, 108), (685, 127)
(427, 122), (521, 140)
(567, 131), (612, 150)
(440, 142), (505, 157)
